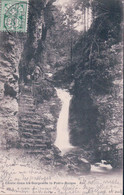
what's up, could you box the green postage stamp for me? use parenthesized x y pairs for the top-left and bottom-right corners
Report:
(0, 0), (29, 32)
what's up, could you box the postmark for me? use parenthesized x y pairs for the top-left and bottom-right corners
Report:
(0, 0), (29, 32)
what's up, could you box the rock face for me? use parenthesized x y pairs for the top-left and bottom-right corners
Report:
(0, 32), (25, 149)
(69, 43), (123, 168)
(94, 46), (123, 168)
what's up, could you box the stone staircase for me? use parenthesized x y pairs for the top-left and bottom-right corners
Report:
(19, 84), (51, 155)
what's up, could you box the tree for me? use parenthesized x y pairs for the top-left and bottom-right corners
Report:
(44, 5), (79, 88)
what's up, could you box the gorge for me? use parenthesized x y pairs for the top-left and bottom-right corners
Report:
(0, 0), (123, 176)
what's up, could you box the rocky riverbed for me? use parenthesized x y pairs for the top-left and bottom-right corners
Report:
(0, 149), (122, 195)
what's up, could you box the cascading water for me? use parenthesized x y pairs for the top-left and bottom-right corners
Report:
(55, 88), (73, 154)
(55, 88), (113, 172)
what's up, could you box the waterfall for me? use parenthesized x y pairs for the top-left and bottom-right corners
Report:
(55, 88), (73, 154)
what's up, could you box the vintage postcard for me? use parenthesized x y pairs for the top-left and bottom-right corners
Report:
(0, 0), (123, 194)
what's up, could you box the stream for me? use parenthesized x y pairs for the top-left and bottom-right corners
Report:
(55, 88), (113, 173)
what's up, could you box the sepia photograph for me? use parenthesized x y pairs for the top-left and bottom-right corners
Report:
(0, 0), (123, 194)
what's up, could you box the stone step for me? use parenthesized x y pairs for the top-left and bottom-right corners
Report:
(21, 143), (47, 149)
(19, 98), (34, 101)
(33, 144), (47, 149)
(21, 137), (34, 143)
(19, 94), (34, 100)
(33, 135), (44, 139)
(20, 120), (42, 125)
(19, 110), (36, 114)
(20, 132), (45, 138)
(21, 88), (32, 92)
(20, 123), (42, 129)
(19, 116), (42, 122)
(19, 123), (42, 127)
(19, 97), (34, 101)
(19, 106), (35, 109)
(20, 132), (34, 138)
(21, 134), (44, 141)
(19, 119), (42, 124)
(19, 115), (41, 119)
(19, 112), (40, 116)
(21, 94), (33, 97)
(20, 130), (42, 135)
(19, 128), (42, 133)
(20, 119), (42, 126)
(20, 136), (47, 143)
(19, 103), (34, 107)
(20, 94), (33, 97)
(34, 140), (43, 144)
(19, 108), (35, 112)
(20, 127), (42, 132)
(26, 149), (44, 155)
(21, 138), (46, 145)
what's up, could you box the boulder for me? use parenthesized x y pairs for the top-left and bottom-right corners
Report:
(63, 148), (91, 175)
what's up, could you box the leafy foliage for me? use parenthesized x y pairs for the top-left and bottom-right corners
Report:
(72, 0), (122, 95)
